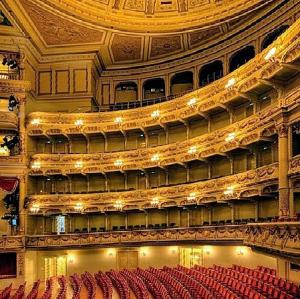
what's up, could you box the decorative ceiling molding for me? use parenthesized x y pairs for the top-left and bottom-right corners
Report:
(19, 0), (105, 46)
(4, 0), (296, 68)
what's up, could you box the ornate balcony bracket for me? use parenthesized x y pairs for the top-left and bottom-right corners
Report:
(244, 222), (300, 261)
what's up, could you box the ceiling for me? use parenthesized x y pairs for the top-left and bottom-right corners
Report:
(1, 0), (283, 68)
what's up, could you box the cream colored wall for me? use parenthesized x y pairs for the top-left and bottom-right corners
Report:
(258, 198), (278, 218)
(24, 245), (280, 282)
(202, 246), (276, 269)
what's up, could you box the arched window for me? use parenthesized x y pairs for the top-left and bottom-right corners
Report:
(199, 60), (223, 87)
(170, 71), (193, 95)
(115, 82), (138, 103)
(143, 78), (165, 100)
(229, 46), (255, 72)
(261, 25), (289, 50)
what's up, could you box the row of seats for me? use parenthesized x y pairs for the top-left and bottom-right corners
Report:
(70, 273), (82, 299)
(81, 271), (96, 299)
(71, 223), (178, 234)
(1, 264), (299, 298)
(94, 271), (113, 299)
(40, 277), (53, 299)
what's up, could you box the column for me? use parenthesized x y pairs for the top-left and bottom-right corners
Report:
(18, 175), (27, 234)
(208, 207), (212, 225)
(193, 67), (199, 90)
(165, 75), (170, 97)
(125, 213), (128, 229)
(166, 209), (169, 226)
(277, 124), (290, 218)
(145, 212), (149, 228)
(230, 203), (235, 224)
(254, 201), (259, 222)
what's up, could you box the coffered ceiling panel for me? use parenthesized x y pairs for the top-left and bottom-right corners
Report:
(6, 0), (285, 68)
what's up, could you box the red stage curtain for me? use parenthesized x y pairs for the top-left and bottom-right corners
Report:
(0, 177), (18, 193)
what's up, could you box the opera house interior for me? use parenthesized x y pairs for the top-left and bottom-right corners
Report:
(1, 0), (300, 298)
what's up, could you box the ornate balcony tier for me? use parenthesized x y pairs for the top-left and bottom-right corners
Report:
(0, 156), (26, 177)
(0, 79), (31, 96)
(28, 163), (278, 214)
(0, 236), (25, 250)
(26, 20), (300, 136)
(0, 111), (18, 130)
(25, 225), (246, 249)
(29, 105), (279, 176)
(244, 222), (300, 260)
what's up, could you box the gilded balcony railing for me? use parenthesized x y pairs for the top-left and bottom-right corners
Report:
(28, 163), (279, 213)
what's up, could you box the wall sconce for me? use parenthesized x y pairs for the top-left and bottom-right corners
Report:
(225, 132), (236, 142)
(114, 200), (124, 211)
(31, 161), (41, 170)
(107, 248), (116, 257)
(169, 246), (178, 254)
(68, 254), (75, 264)
(151, 110), (160, 119)
(151, 197), (160, 207)
(74, 119), (83, 126)
(188, 146), (197, 154)
(31, 118), (41, 125)
(74, 203), (84, 212)
(224, 186), (235, 196)
(236, 247), (246, 256)
(151, 154), (160, 162)
(187, 97), (197, 107)
(75, 161), (83, 169)
(114, 117), (123, 124)
(225, 78), (236, 89)
(187, 192), (197, 201)
(264, 47), (276, 61)
(30, 204), (40, 213)
(203, 246), (212, 255)
(114, 159), (123, 167)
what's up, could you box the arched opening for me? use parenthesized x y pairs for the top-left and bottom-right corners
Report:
(170, 71), (193, 95)
(143, 78), (165, 100)
(115, 81), (138, 103)
(261, 25), (289, 50)
(199, 60), (223, 87)
(229, 46), (255, 72)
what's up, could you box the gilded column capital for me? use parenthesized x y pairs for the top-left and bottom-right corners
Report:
(276, 123), (289, 138)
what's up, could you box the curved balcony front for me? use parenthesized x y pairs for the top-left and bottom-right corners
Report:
(28, 163), (278, 214)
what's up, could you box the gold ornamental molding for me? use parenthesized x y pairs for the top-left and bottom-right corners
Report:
(0, 79), (31, 96)
(26, 19), (300, 135)
(0, 111), (18, 130)
(28, 163), (279, 213)
(28, 105), (279, 176)
(0, 236), (25, 250)
(25, 225), (246, 249)
(245, 222), (300, 258)
(289, 155), (300, 177)
(26, 0), (273, 34)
